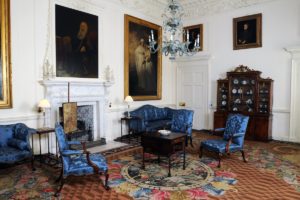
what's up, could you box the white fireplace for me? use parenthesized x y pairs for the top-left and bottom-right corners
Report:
(40, 80), (113, 140)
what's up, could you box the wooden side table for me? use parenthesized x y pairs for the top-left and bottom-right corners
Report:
(32, 127), (58, 166)
(120, 116), (140, 143)
(141, 132), (186, 177)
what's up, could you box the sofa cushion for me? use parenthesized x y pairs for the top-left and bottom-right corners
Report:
(7, 138), (28, 151)
(0, 146), (31, 164)
(0, 126), (14, 147)
(13, 123), (29, 141)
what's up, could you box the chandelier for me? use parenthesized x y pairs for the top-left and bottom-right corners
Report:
(148, 0), (200, 60)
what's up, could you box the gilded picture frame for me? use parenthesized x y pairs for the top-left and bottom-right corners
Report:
(183, 24), (203, 51)
(233, 13), (262, 50)
(0, 0), (12, 108)
(124, 15), (162, 101)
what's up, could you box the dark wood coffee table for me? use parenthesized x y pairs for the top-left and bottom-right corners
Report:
(141, 132), (186, 177)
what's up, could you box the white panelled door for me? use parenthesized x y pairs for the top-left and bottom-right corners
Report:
(176, 56), (210, 130)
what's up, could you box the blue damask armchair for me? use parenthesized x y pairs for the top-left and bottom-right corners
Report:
(199, 114), (249, 167)
(0, 123), (34, 169)
(170, 109), (194, 146)
(54, 123), (109, 196)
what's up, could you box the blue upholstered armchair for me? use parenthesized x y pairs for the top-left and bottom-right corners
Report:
(0, 123), (34, 168)
(170, 109), (194, 146)
(54, 123), (109, 196)
(199, 114), (249, 167)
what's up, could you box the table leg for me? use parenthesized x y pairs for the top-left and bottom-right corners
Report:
(120, 120), (123, 141)
(168, 156), (171, 177)
(47, 133), (50, 155)
(31, 134), (35, 170)
(142, 148), (145, 169)
(56, 136), (58, 159)
(183, 141), (186, 170)
(39, 133), (42, 164)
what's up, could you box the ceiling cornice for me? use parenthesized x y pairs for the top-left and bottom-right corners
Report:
(118, 0), (279, 20)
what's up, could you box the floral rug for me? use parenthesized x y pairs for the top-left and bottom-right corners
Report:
(0, 164), (56, 199)
(245, 144), (300, 192)
(109, 153), (238, 199)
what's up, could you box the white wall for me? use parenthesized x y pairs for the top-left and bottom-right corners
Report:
(0, 0), (175, 152)
(183, 0), (300, 142)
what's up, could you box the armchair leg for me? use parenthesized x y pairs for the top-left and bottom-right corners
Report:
(55, 177), (65, 197)
(241, 150), (247, 163)
(31, 157), (36, 171)
(103, 170), (110, 190)
(189, 136), (193, 147)
(218, 153), (222, 168)
(185, 136), (188, 147)
(199, 145), (203, 158)
(55, 168), (63, 183)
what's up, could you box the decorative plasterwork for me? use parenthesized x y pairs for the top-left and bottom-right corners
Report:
(119, 0), (278, 20)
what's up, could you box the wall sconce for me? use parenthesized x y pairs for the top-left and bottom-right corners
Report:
(38, 99), (51, 127)
(124, 96), (133, 118)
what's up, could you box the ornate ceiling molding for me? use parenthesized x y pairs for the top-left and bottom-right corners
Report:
(118, 0), (278, 20)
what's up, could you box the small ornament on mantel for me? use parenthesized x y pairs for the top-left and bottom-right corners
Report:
(105, 65), (114, 82)
(43, 59), (55, 80)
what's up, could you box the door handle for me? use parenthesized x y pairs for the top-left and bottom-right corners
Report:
(179, 102), (186, 107)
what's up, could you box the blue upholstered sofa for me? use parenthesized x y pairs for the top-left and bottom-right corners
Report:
(0, 123), (34, 166)
(129, 105), (175, 133)
(128, 104), (194, 145)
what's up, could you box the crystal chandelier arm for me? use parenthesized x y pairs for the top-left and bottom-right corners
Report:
(148, 0), (200, 60)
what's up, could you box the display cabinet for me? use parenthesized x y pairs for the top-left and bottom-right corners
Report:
(214, 65), (273, 141)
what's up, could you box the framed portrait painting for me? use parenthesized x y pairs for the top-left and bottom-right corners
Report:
(183, 24), (203, 51)
(55, 4), (99, 78)
(233, 13), (262, 50)
(0, 0), (12, 108)
(124, 15), (162, 101)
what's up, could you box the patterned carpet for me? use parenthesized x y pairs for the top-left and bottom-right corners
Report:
(0, 131), (300, 199)
(109, 153), (237, 199)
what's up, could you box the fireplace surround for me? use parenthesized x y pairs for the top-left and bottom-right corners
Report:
(40, 80), (113, 141)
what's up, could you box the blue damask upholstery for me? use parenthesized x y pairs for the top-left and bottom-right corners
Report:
(170, 109), (194, 146)
(0, 123), (34, 165)
(128, 105), (194, 146)
(54, 123), (109, 196)
(129, 105), (175, 133)
(200, 114), (249, 167)
(171, 109), (194, 137)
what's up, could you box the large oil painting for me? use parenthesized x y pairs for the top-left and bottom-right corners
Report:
(55, 4), (98, 78)
(0, 0), (12, 108)
(233, 13), (262, 50)
(124, 15), (162, 101)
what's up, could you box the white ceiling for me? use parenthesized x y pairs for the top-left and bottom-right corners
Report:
(120, 0), (278, 19)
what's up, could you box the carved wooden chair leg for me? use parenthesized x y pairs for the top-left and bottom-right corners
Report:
(103, 170), (110, 190)
(185, 136), (188, 147)
(189, 136), (193, 147)
(199, 145), (203, 158)
(241, 150), (247, 163)
(55, 177), (65, 197)
(55, 168), (63, 183)
(218, 153), (222, 168)
(31, 157), (36, 171)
